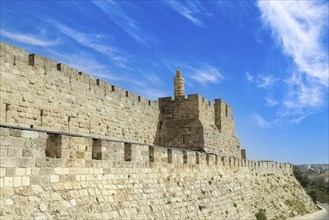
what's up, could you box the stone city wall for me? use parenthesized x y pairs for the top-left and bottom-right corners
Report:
(0, 42), (159, 145)
(1, 42), (241, 158)
(0, 126), (318, 219)
(0, 42), (318, 219)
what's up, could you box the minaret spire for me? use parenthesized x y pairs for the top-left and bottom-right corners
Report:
(174, 68), (184, 97)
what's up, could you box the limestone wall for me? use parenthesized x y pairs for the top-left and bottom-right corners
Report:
(214, 99), (234, 134)
(0, 42), (159, 145)
(203, 127), (241, 158)
(0, 126), (318, 219)
(157, 95), (203, 151)
(198, 97), (241, 158)
(0, 42), (242, 158)
(0, 43), (318, 219)
(157, 94), (241, 157)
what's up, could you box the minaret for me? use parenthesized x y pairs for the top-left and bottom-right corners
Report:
(174, 68), (184, 97)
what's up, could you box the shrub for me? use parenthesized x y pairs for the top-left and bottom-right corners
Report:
(255, 209), (267, 220)
(308, 190), (317, 203)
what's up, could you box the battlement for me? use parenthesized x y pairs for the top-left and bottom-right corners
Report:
(0, 42), (159, 108)
(0, 42), (159, 146)
(0, 125), (293, 188)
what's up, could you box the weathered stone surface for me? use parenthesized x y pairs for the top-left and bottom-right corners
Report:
(0, 127), (318, 219)
(0, 42), (318, 219)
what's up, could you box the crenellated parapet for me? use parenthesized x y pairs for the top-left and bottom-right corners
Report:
(0, 42), (159, 145)
(0, 125), (292, 188)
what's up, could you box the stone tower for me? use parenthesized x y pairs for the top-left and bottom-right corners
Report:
(174, 68), (184, 97)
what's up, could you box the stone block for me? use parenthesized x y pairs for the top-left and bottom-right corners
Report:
(0, 157), (18, 167)
(5, 167), (15, 176)
(50, 175), (59, 183)
(0, 168), (5, 176)
(11, 129), (22, 137)
(0, 146), (7, 156)
(22, 148), (33, 157)
(7, 147), (22, 157)
(40, 175), (50, 184)
(13, 176), (22, 187)
(4, 176), (13, 187)
(19, 157), (35, 168)
(35, 157), (46, 167)
(30, 175), (41, 185)
(0, 127), (10, 136)
(22, 176), (30, 186)
(40, 168), (55, 175)
(22, 130), (39, 139)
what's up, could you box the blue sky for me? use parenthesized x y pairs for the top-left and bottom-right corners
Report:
(1, 1), (328, 164)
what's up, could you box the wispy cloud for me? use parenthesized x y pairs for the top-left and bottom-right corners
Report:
(130, 71), (168, 100)
(258, 1), (328, 120)
(144, 72), (163, 87)
(246, 72), (278, 89)
(250, 112), (272, 128)
(91, 1), (154, 45)
(55, 51), (126, 82)
(257, 75), (279, 89)
(165, 1), (208, 27)
(265, 97), (279, 107)
(187, 65), (224, 86)
(0, 29), (60, 47)
(246, 72), (254, 82)
(250, 112), (281, 128)
(49, 20), (128, 67)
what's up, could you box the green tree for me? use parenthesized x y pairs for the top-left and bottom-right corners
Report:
(293, 168), (309, 187)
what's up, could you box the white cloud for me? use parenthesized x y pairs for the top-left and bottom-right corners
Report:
(265, 97), (279, 107)
(188, 65), (224, 86)
(258, 1), (328, 84)
(246, 73), (278, 89)
(257, 75), (278, 89)
(250, 112), (271, 128)
(246, 72), (254, 82)
(165, 1), (207, 27)
(0, 29), (60, 47)
(258, 1), (328, 119)
(91, 1), (154, 44)
(49, 20), (129, 68)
